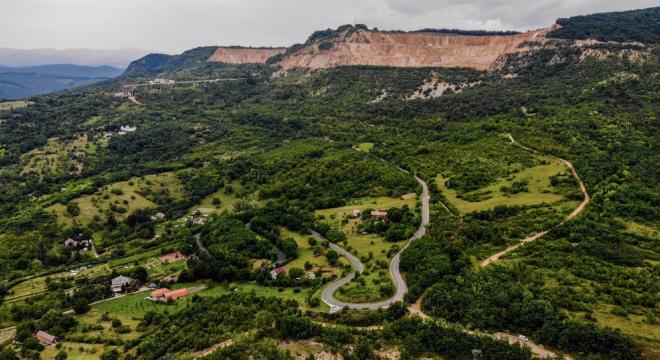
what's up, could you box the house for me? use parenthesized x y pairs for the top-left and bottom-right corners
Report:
(150, 212), (166, 221)
(64, 238), (78, 249)
(150, 288), (169, 299)
(158, 251), (187, 264)
(110, 275), (133, 294)
(151, 78), (175, 84)
(36, 330), (58, 347)
(120, 125), (137, 133)
(306, 272), (317, 280)
(164, 288), (188, 300)
(352, 209), (361, 217)
(270, 267), (286, 279)
(370, 210), (388, 219)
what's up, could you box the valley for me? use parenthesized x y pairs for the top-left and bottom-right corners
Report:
(0, 5), (657, 360)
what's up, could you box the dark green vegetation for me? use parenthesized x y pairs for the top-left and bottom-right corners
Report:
(0, 6), (658, 359)
(550, 6), (660, 43)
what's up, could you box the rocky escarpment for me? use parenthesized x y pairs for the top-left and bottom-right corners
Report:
(208, 47), (286, 64)
(275, 26), (560, 70)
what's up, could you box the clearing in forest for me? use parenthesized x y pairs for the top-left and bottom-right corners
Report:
(0, 100), (32, 110)
(280, 228), (348, 277)
(20, 135), (98, 178)
(315, 195), (417, 303)
(47, 172), (185, 227)
(437, 155), (578, 214)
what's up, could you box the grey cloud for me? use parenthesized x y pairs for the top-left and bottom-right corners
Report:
(0, 0), (657, 54)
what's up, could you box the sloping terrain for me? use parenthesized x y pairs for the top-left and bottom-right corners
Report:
(208, 47), (286, 64)
(276, 26), (558, 70)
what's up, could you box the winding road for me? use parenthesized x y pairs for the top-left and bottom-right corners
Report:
(319, 174), (430, 310)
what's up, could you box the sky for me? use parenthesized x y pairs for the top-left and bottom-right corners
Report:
(1, 0), (658, 53)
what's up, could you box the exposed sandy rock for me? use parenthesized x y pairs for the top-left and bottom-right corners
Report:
(408, 73), (480, 100)
(370, 89), (388, 103)
(277, 26), (558, 71)
(209, 47), (285, 64)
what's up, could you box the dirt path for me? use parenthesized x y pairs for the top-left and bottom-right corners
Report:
(480, 134), (589, 266)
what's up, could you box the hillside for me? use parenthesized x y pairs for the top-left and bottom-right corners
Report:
(0, 64), (122, 99)
(208, 47), (286, 64)
(0, 6), (658, 360)
(275, 25), (558, 70)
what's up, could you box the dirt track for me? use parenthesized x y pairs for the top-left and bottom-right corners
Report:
(480, 134), (590, 266)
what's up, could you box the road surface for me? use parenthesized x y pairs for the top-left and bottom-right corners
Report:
(480, 134), (590, 266)
(319, 174), (430, 310)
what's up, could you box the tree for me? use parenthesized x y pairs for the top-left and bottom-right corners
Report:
(100, 349), (120, 360)
(288, 267), (304, 279)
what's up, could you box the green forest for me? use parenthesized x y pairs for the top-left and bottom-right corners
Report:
(0, 6), (657, 360)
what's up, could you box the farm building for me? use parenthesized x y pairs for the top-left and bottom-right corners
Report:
(64, 238), (78, 248)
(270, 267), (286, 279)
(111, 275), (133, 294)
(150, 288), (189, 301)
(36, 330), (58, 346)
(370, 210), (388, 219)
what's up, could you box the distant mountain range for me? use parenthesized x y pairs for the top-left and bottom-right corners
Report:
(0, 48), (151, 68)
(0, 64), (123, 99)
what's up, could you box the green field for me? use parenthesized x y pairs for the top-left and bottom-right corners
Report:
(436, 156), (573, 214)
(191, 180), (263, 215)
(591, 304), (660, 347)
(316, 195), (415, 222)
(48, 171), (185, 226)
(280, 228), (347, 276)
(0, 100), (32, 110)
(20, 135), (98, 178)
(316, 195), (416, 303)
(42, 342), (119, 360)
(356, 142), (375, 152)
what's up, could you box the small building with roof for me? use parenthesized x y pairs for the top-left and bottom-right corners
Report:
(111, 275), (133, 294)
(36, 330), (58, 347)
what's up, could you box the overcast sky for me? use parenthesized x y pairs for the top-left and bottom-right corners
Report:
(2, 0), (657, 53)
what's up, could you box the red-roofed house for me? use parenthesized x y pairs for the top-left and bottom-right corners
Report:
(164, 288), (188, 300)
(150, 288), (169, 299)
(370, 210), (388, 219)
(36, 330), (58, 347)
(270, 267), (286, 279)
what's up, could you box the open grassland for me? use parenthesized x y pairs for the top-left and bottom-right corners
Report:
(93, 289), (189, 320)
(281, 228), (347, 276)
(231, 283), (329, 312)
(437, 156), (573, 214)
(20, 135), (98, 178)
(42, 342), (119, 360)
(625, 221), (659, 240)
(48, 171), (185, 227)
(316, 196), (415, 303)
(591, 305), (660, 347)
(191, 181), (263, 215)
(356, 142), (375, 152)
(89, 281), (326, 322)
(316, 195), (415, 222)
(0, 100), (32, 110)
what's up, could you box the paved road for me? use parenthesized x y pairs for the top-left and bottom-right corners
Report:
(480, 134), (590, 266)
(319, 174), (430, 310)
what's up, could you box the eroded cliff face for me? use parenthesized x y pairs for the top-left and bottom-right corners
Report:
(277, 27), (558, 70)
(208, 47), (286, 64)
